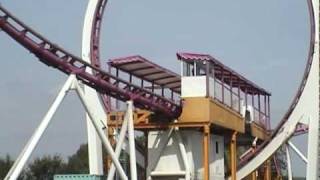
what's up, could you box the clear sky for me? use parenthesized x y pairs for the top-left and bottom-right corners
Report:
(0, 0), (310, 177)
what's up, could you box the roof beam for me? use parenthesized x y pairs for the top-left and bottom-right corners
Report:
(153, 75), (177, 82)
(141, 71), (165, 78)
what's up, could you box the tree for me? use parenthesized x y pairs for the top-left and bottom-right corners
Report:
(0, 155), (13, 179)
(65, 144), (89, 174)
(23, 155), (67, 180)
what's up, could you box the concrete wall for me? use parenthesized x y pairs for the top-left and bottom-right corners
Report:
(148, 130), (224, 180)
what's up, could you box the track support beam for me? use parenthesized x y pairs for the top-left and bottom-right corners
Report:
(203, 125), (210, 180)
(264, 159), (272, 180)
(107, 108), (129, 180)
(4, 75), (75, 180)
(230, 131), (238, 180)
(288, 141), (308, 164)
(82, 0), (104, 175)
(5, 75), (128, 180)
(127, 101), (138, 180)
(74, 75), (128, 180)
(251, 140), (257, 180)
(147, 128), (174, 180)
(175, 129), (191, 180)
(286, 145), (293, 180)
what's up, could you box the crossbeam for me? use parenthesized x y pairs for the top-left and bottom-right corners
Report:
(5, 75), (129, 180)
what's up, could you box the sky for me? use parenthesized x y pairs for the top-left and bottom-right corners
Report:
(0, 0), (310, 177)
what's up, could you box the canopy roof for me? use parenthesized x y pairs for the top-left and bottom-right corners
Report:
(177, 52), (271, 96)
(108, 55), (181, 93)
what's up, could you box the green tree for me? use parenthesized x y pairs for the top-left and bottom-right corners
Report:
(65, 144), (89, 174)
(0, 155), (13, 179)
(23, 155), (67, 180)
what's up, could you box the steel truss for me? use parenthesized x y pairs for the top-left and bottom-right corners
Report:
(1, 0), (320, 179)
(4, 75), (141, 180)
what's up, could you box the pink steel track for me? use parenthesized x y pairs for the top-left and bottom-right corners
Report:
(90, 0), (111, 112)
(0, 5), (181, 119)
(0, 0), (315, 171)
(239, 0), (315, 166)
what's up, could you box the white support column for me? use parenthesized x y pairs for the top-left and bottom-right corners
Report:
(306, 116), (320, 179)
(107, 106), (129, 180)
(288, 141), (308, 164)
(286, 145), (293, 180)
(5, 75), (75, 180)
(147, 128), (174, 180)
(127, 101), (138, 180)
(306, 1), (320, 179)
(82, 0), (104, 174)
(234, 1), (319, 179)
(150, 171), (186, 177)
(174, 131), (191, 180)
(74, 80), (128, 180)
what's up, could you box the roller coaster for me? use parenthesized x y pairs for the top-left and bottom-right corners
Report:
(0, 0), (319, 179)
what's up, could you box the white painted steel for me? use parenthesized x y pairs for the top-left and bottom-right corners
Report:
(148, 131), (224, 179)
(107, 111), (128, 180)
(127, 101), (138, 180)
(121, 138), (145, 168)
(306, 1), (320, 179)
(288, 141), (308, 164)
(175, 131), (191, 180)
(307, 114), (319, 180)
(306, 2), (320, 178)
(234, 0), (319, 178)
(107, 101), (146, 180)
(73, 78), (128, 180)
(147, 129), (174, 179)
(286, 145), (293, 180)
(5, 74), (128, 180)
(82, 0), (104, 174)
(5, 75), (75, 180)
(150, 171), (186, 176)
(235, 114), (304, 179)
(5, 136), (31, 179)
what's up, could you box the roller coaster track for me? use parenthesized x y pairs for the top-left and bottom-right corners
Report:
(0, 0), (319, 179)
(0, 5), (181, 119)
(89, 0), (112, 112)
(236, 0), (319, 178)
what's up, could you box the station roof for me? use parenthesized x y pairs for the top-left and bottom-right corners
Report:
(108, 55), (181, 93)
(177, 52), (271, 96)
